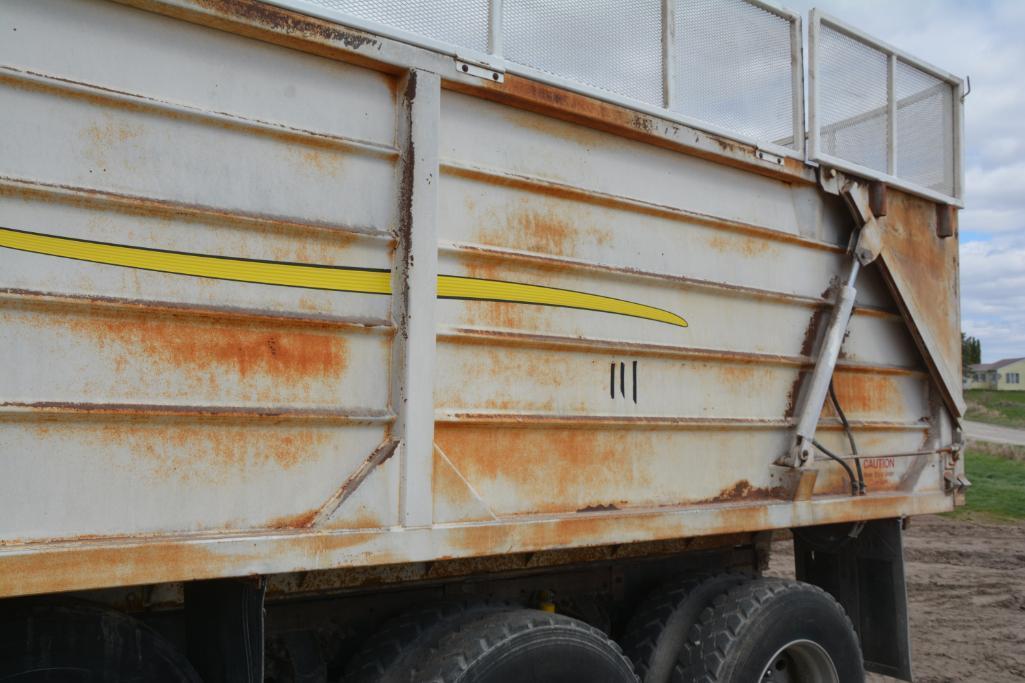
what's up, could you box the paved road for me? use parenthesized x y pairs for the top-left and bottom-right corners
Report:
(963, 419), (1025, 446)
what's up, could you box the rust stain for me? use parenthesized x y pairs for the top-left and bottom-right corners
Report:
(696, 479), (786, 505)
(577, 503), (619, 512)
(707, 234), (776, 259)
(52, 306), (349, 382)
(475, 207), (611, 259)
(267, 508), (319, 529)
(876, 188), (960, 412)
(0, 540), (254, 598)
(192, 0), (379, 50)
(85, 422), (329, 481)
(434, 425), (652, 515)
(716, 364), (761, 386)
(826, 372), (904, 417)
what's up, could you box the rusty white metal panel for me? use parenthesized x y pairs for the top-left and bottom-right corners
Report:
(432, 84), (942, 522)
(438, 93), (804, 236)
(0, 420), (394, 538)
(0, 0), (401, 547)
(0, 0), (397, 148)
(0, 188), (392, 323)
(438, 166), (895, 308)
(0, 69), (395, 230)
(0, 0), (961, 598)
(434, 342), (928, 425)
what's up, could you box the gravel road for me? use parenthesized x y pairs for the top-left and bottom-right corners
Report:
(963, 420), (1025, 446)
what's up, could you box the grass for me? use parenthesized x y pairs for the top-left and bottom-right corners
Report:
(964, 389), (1025, 429)
(947, 447), (1025, 521)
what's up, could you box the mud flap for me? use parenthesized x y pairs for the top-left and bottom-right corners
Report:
(184, 577), (266, 683)
(793, 518), (912, 681)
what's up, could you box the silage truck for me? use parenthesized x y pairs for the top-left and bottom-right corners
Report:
(0, 0), (968, 681)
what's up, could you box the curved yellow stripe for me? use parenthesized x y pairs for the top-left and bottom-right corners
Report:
(438, 275), (688, 328)
(0, 226), (688, 328)
(0, 227), (392, 294)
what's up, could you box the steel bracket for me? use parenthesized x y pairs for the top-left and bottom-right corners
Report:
(455, 54), (505, 83)
(782, 179), (881, 470)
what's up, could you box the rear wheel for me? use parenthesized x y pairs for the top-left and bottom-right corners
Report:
(675, 579), (863, 683)
(620, 573), (753, 683)
(414, 609), (637, 683)
(343, 600), (514, 683)
(0, 600), (200, 682)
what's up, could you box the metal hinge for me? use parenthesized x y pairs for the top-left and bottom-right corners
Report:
(455, 54), (505, 83)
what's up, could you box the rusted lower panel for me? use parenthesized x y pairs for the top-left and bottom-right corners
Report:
(0, 490), (952, 599)
(876, 189), (964, 415)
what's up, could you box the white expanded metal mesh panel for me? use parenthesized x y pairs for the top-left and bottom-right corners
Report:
(272, 0), (804, 152)
(896, 60), (955, 197)
(503, 0), (664, 107)
(816, 23), (889, 174)
(297, 0), (489, 54)
(673, 0), (795, 147)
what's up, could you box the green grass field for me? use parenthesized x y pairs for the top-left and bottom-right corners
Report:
(965, 389), (1025, 429)
(949, 447), (1025, 521)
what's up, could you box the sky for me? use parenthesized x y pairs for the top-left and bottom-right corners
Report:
(782, 0), (1025, 361)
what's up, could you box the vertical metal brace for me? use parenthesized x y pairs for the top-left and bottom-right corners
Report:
(887, 53), (897, 176)
(786, 181), (882, 468)
(953, 78), (966, 200)
(661, 0), (676, 110)
(488, 0), (503, 58)
(790, 13), (806, 155)
(807, 10), (821, 163)
(393, 70), (440, 527)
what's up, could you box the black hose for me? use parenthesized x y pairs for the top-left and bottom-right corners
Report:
(828, 380), (866, 495)
(811, 438), (859, 496)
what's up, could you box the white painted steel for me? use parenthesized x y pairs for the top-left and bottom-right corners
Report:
(393, 70), (441, 527)
(808, 9), (965, 206)
(0, 0), (960, 596)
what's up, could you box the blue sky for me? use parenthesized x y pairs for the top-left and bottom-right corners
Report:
(783, 0), (1025, 361)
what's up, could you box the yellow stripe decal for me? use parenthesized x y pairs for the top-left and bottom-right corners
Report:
(0, 226), (686, 328)
(0, 226), (392, 295)
(438, 275), (687, 327)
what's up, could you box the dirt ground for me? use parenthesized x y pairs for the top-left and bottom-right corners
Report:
(767, 514), (1025, 682)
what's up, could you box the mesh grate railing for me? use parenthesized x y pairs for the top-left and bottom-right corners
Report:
(266, 1), (963, 202)
(810, 11), (961, 202)
(281, 0), (803, 154)
(673, 0), (796, 147)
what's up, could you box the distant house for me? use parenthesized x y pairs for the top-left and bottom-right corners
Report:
(966, 357), (1025, 391)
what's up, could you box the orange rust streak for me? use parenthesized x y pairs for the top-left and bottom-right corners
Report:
(0, 490), (953, 598)
(435, 425), (653, 515)
(876, 189), (961, 413)
(52, 306), (349, 381)
(83, 422), (330, 479)
(827, 372), (905, 417)
(473, 207), (611, 260)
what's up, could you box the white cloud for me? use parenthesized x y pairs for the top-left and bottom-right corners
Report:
(960, 235), (1025, 360)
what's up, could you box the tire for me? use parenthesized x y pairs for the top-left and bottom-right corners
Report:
(414, 609), (638, 683)
(675, 579), (863, 683)
(620, 573), (753, 683)
(0, 599), (201, 683)
(343, 600), (515, 683)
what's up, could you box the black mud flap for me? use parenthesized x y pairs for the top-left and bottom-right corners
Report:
(184, 577), (266, 683)
(793, 518), (912, 681)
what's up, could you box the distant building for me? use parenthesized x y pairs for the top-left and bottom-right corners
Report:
(966, 357), (1025, 390)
